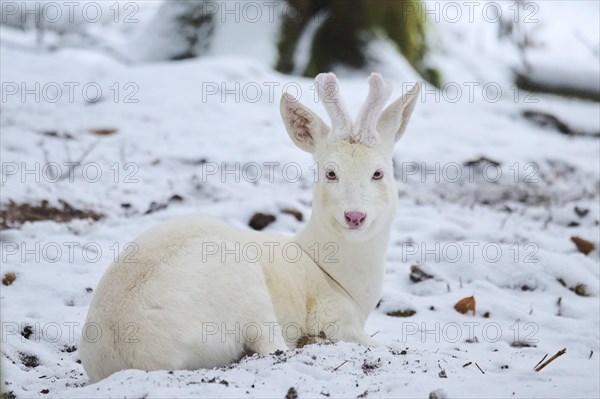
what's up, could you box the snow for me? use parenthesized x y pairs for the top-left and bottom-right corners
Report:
(1, 1), (599, 398)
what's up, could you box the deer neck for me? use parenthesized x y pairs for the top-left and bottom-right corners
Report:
(294, 214), (391, 325)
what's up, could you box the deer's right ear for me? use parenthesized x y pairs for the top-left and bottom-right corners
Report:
(377, 81), (421, 144)
(280, 93), (329, 153)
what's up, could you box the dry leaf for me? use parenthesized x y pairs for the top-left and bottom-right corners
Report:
(410, 265), (434, 283)
(281, 208), (303, 222)
(454, 296), (476, 315)
(89, 128), (118, 135)
(571, 236), (595, 255)
(2, 272), (16, 286)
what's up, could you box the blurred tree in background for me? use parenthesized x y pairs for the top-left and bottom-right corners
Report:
(162, 0), (439, 85)
(276, 0), (440, 86)
(3, 0), (598, 98)
(142, 0), (215, 61)
(0, 0), (438, 84)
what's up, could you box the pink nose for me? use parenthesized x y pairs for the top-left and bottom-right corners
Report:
(344, 211), (367, 229)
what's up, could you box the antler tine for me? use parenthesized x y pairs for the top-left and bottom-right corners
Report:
(315, 73), (353, 140)
(354, 73), (393, 145)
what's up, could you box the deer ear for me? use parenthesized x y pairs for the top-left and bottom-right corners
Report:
(377, 81), (421, 144)
(280, 93), (329, 153)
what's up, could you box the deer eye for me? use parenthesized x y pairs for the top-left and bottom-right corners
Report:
(325, 170), (338, 181)
(372, 170), (384, 180)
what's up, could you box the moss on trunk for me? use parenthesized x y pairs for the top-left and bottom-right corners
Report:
(364, 0), (425, 67)
(275, 0), (440, 86)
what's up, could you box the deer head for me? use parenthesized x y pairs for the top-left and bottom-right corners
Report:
(281, 73), (421, 242)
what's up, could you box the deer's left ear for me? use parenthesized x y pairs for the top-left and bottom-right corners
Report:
(377, 81), (422, 144)
(280, 93), (329, 153)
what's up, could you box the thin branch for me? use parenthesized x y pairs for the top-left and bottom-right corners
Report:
(475, 362), (485, 374)
(500, 212), (512, 230)
(535, 348), (566, 372)
(534, 354), (548, 369)
(333, 360), (348, 371)
(40, 140), (55, 180)
(59, 140), (99, 181)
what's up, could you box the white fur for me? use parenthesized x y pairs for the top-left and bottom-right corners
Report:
(79, 74), (421, 382)
(314, 72), (352, 141)
(354, 73), (393, 145)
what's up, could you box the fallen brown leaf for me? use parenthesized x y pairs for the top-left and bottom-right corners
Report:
(454, 296), (476, 315)
(2, 272), (16, 286)
(571, 236), (595, 255)
(281, 208), (303, 222)
(89, 128), (118, 135)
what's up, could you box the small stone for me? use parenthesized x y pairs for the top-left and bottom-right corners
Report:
(249, 213), (276, 231)
(573, 284), (590, 297)
(429, 389), (447, 399)
(285, 387), (298, 399)
(386, 309), (416, 317)
(21, 325), (33, 339)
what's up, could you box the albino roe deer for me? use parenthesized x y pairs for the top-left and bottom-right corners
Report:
(79, 72), (421, 382)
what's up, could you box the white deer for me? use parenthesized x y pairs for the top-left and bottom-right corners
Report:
(79, 73), (421, 382)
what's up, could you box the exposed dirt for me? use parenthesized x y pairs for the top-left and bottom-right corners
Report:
(0, 200), (103, 229)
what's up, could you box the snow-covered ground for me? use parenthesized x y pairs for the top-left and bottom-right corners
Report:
(1, 1), (599, 398)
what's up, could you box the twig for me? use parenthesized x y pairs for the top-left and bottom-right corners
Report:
(438, 364), (447, 378)
(499, 212), (512, 230)
(589, 350), (594, 359)
(475, 362), (485, 374)
(535, 348), (566, 372)
(575, 30), (599, 57)
(534, 354), (548, 369)
(462, 362), (472, 368)
(333, 360), (348, 371)
(59, 140), (99, 181)
(370, 331), (380, 338)
(63, 130), (72, 162)
(120, 141), (127, 165)
(542, 198), (552, 230)
(40, 140), (55, 180)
